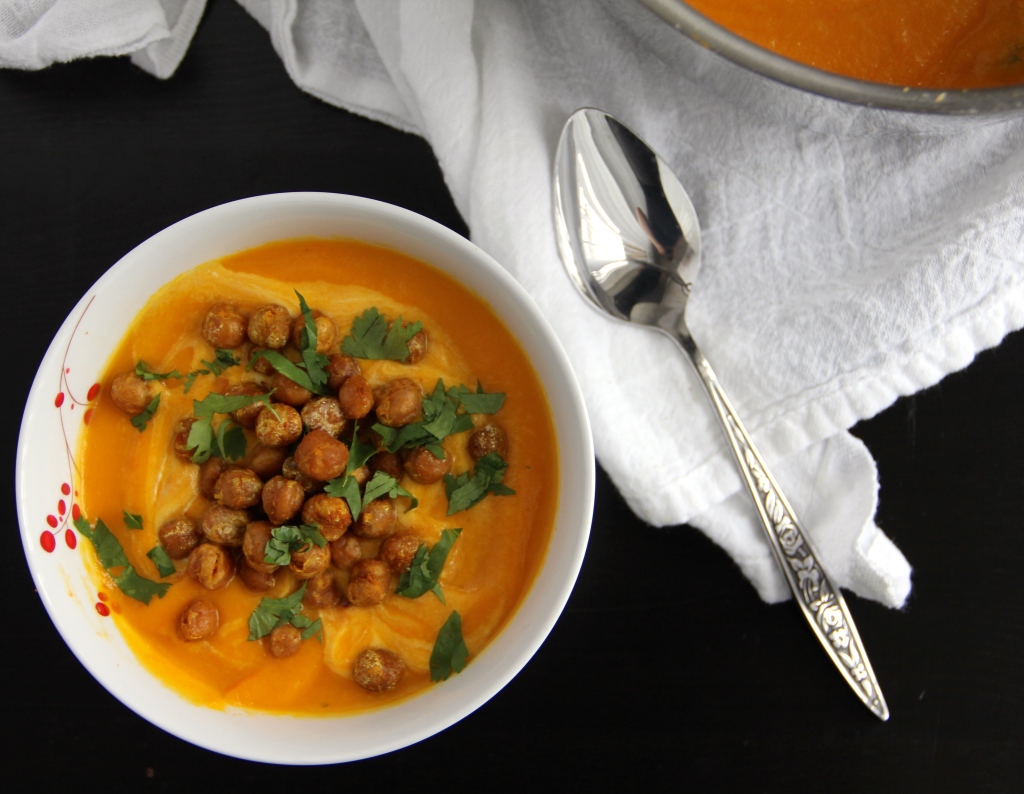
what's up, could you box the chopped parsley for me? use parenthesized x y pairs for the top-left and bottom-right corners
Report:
(246, 291), (329, 394)
(130, 393), (160, 433)
(396, 528), (461, 603)
(430, 611), (469, 682)
(146, 545), (176, 578)
(185, 390), (275, 463)
(247, 582), (322, 643)
(122, 510), (144, 530)
(341, 307), (422, 361)
(444, 452), (515, 515)
(136, 348), (239, 394)
(263, 524), (327, 567)
(73, 515), (170, 605)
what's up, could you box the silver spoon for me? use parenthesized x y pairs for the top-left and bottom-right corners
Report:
(553, 107), (889, 721)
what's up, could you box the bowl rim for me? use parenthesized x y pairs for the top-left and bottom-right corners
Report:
(16, 192), (595, 764)
(638, 0), (1024, 115)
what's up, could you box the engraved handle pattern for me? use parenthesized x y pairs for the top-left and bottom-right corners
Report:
(682, 341), (889, 720)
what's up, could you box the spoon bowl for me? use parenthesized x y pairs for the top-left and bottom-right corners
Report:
(553, 108), (889, 720)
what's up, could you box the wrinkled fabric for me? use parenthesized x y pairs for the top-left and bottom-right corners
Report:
(7, 0), (1024, 608)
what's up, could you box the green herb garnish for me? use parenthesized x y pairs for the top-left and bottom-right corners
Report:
(296, 291), (329, 391)
(122, 510), (144, 530)
(443, 452), (515, 515)
(147, 546), (176, 578)
(396, 528), (461, 603)
(341, 307), (422, 361)
(263, 524), (327, 566)
(185, 391), (274, 463)
(136, 349), (239, 394)
(247, 582), (321, 642)
(74, 515), (170, 605)
(130, 393), (161, 433)
(135, 362), (183, 381)
(430, 611), (469, 682)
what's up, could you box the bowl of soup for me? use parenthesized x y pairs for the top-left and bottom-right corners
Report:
(639, 0), (1024, 113)
(16, 193), (594, 764)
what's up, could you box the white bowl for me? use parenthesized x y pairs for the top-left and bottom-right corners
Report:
(16, 193), (594, 764)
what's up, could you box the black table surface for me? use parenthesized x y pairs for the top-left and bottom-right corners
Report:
(3, 2), (1022, 789)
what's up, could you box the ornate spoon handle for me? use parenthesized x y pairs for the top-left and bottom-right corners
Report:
(677, 336), (889, 721)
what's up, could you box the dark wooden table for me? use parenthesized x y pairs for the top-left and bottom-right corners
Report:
(4, 2), (1021, 789)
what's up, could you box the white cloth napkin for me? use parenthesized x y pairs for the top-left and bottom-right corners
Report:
(7, 0), (1024, 610)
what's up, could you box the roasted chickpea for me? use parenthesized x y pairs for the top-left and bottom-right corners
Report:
(254, 403), (303, 447)
(261, 475), (305, 526)
(353, 648), (405, 692)
(301, 493), (352, 541)
(197, 458), (228, 499)
(301, 396), (345, 437)
(225, 382), (267, 428)
(281, 456), (319, 495)
(303, 570), (343, 609)
(237, 559), (277, 591)
(200, 503), (249, 547)
(202, 303), (247, 349)
(405, 328), (428, 364)
(374, 378), (422, 427)
(337, 373), (374, 420)
(403, 445), (452, 484)
(242, 520), (279, 574)
(158, 516), (202, 560)
(294, 429), (349, 482)
(380, 532), (423, 574)
(214, 467), (263, 509)
(351, 498), (396, 539)
(247, 303), (291, 349)
(329, 534), (362, 569)
(289, 541), (331, 580)
(346, 559), (391, 606)
(171, 417), (197, 461)
(268, 624), (302, 659)
(187, 543), (235, 590)
(326, 353), (361, 391)
(246, 443), (287, 480)
(109, 372), (153, 416)
(271, 371), (312, 408)
(178, 599), (219, 641)
(468, 423), (508, 460)
(350, 464), (371, 487)
(248, 346), (277, 376)
(291, 310), (338, 354)
(370, 451), (404, 480)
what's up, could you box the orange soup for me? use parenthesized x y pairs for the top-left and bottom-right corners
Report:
(687, 0), (1024, 88)
(77, 238), (558, 714)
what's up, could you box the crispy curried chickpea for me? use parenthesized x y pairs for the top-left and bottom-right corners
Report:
(380, 532), (423, 574)
(271, 371), (312, 408)
(370, 451), (404, 480)
(268, 624), (303, 659)
(200, 503), (249, 547)
(351, 498), (396, 539)
(247, 303), (292, 349)
(242, 520), (279, 574)
(403, 445), (452, 484)
(178, 599), (219, 641)
(289, 541), (331, 580)
(246, 443), (287, 480)
(326, 353), (361, 391)
(294, 429), (349, 482)
(281, 456), (319, 495)
(301, 493), (353, 541)
(468, 423), (508, 460)
(202, 303), (247, 349)
(171, 417), (197, 461)
(237, 559), (277, 591)
(353, 648), (405, 692)
(254, 403), (303, 447)
(226, 381), (268, 428)
(301, 396), (345, 437)
(187, 543), (235, 590)
(158, 517), (202, 560)
(346, 559), (391, 606)
(197, 458), (228, 499)
(261, 475), (305, 526)
(248, 346), (277, 376)
(110, 372), (153, 416)
(329, 534), (362, 569)
(303, 570), (343, 609)
(291, 310), (338, 354)
(374, 378), (423, 427)
(405, 328), (428, 364)
(337, 373), (373, 420)
(213, 467), (263, 509)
